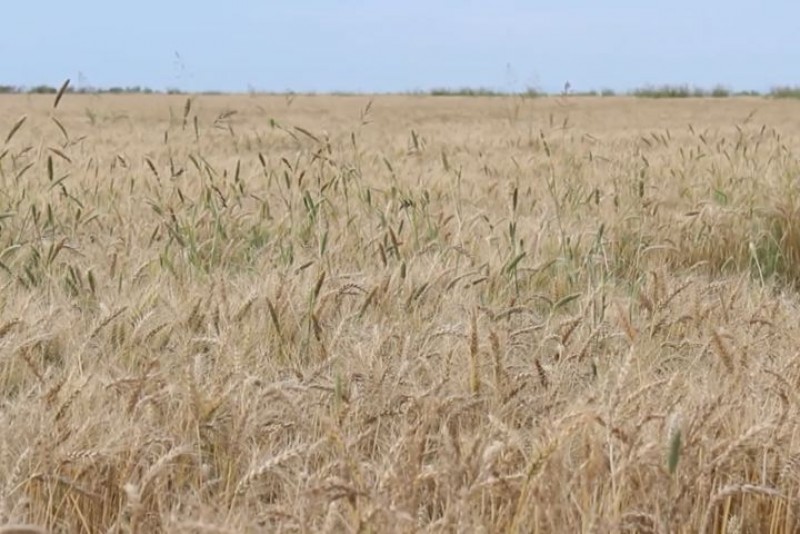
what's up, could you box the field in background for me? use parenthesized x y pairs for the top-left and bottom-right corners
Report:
(2, 94), (800, 532)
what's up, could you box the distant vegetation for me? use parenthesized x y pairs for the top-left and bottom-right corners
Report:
(427, 86), (544, 97)
(630, 84), (730, 98)
(0, 84), (165, 95)
(628, 85), (800, 99)
(1, 83), (799, 98)
(420, 84), (800, 99)
(426, 85), (772, 98)
(429, 87), (506, 97)
(768, 86), (800, 98)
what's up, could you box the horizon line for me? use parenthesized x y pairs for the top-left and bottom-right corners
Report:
(3, 82), (800, 98)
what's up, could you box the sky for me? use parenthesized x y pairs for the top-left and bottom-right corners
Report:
(3, 1), (800, 94)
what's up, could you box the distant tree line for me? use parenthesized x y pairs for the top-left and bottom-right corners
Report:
(0, 85), (184, 95)
(424, 85), (798, 98)
(2, 83), (800, 98)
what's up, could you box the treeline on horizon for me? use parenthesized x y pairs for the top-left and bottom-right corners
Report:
(2, 83), (800, 98)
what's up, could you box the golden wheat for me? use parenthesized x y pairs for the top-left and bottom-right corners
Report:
(1, 93), (800, 532)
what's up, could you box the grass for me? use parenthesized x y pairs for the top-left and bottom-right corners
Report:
(2, 93), (800, 532)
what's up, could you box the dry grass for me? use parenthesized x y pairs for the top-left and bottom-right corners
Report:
(2, 93), (800, 532)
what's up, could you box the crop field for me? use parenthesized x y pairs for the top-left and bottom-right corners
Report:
(3, 93), (800, 533)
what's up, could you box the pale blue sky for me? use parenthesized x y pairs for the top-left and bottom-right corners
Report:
(4, 1), (799, 93)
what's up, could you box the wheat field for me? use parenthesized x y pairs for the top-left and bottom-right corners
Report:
(2, 93), (800, 533)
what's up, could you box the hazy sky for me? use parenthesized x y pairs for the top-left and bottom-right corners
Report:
(4, 1), (799, 93)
